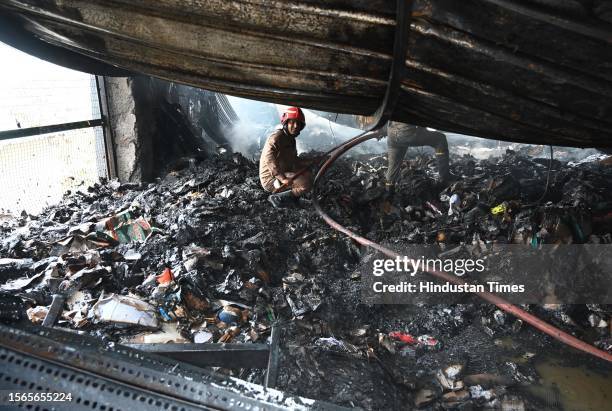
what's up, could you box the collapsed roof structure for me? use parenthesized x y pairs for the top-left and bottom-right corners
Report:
(1, 0), (611, 147)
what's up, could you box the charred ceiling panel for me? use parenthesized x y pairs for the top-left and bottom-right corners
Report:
(161, 80), (237, 151)
(132, 78), (239, 171)
(0, 0), (610, 147)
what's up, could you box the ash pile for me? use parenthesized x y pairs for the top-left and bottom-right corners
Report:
(1, 149), (611, 410)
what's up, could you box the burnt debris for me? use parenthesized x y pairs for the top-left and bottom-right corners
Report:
(1, 149), (611, 410)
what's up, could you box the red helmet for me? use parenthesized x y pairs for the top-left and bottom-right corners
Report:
(280, 107), (305, 128)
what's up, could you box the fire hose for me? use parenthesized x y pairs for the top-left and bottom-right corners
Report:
(311, 131), (612, 363)
(276, 145), (344, 192)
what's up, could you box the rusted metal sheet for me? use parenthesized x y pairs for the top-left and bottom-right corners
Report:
(0, 0), (610, 147)
(0, 324), (347, 410)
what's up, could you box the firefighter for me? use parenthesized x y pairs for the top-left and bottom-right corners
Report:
(384, 121), (450, 193)
(259, 107), (313, 208)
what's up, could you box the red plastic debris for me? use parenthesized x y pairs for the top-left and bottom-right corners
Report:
(156, 267), (174, 284)
(389, 332), (441, 350)
(389, 332), (416, 344)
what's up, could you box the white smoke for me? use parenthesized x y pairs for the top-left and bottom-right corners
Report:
(223, 96), (605, 162)
(223, 97), (386, 157)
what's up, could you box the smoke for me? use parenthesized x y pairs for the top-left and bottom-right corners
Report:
(223, 97), (386, 157)
(297, 109), (387, 155)
(221, 120), (272, 160)
(223, 95), (606, 163)
(445, 132), (511, 159)
(445, 132), (604, 162)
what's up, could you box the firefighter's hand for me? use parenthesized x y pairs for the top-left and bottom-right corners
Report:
(282, 173), (295, 184)
(369, 127), (387, 140)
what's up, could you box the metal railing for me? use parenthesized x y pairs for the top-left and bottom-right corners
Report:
(0, 43), (111, 215)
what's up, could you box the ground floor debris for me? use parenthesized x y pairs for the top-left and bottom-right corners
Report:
(1, 150), (611, 409)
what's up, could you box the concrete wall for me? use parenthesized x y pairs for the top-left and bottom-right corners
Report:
(104, 76), (156, 182)
(105, 76), (238, 182)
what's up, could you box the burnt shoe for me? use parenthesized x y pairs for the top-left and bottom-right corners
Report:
(268, 190), (296, 208)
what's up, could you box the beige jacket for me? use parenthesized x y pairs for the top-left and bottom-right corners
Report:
(259, 129), (300, 191)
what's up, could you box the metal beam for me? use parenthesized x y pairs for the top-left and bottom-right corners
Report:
(123, 343), (270, 369)
(41, 294), (65, 327)
(96, 75), (118, 179)
(0, 324), (346, 410)
(265, 322), (281, 388)
(0, 119), (104, 141)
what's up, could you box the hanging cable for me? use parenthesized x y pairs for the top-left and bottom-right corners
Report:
(536, 145), (554, 204)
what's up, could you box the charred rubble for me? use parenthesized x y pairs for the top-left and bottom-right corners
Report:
(1, 149), (611, 410)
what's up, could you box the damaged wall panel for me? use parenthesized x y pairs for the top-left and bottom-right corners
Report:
(158, 80), (236, 153)
(1, 0), (611, 147)
(105, 76), (243, 181)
